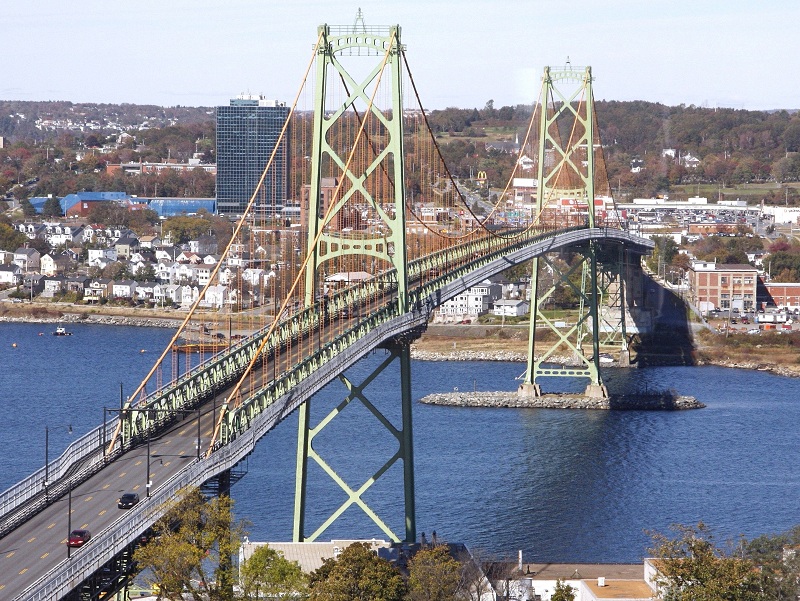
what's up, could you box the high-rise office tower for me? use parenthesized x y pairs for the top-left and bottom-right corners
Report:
(216, 94), (290, 217)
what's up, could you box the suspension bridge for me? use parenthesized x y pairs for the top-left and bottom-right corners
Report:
(0, 19), (653, 601)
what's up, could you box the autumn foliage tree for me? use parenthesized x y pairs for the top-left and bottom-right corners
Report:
(308, 542), (406, 601)
(132, 487), (245, 601)
(649, 523), (760, 601)
(407, 545), (462, 601)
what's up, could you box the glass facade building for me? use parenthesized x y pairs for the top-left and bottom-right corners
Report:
(216, 95), (290, 217)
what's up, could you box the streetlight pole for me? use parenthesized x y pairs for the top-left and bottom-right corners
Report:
(66, 481), (72, 559)
(45, 424), (72, 487)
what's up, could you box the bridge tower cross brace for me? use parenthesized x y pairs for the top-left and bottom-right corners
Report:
(294, 22), (416, 543)
(519, 64), (608, 398)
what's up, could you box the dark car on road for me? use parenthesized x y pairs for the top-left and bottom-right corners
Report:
(118, 492), (140, 509)
(67, 529), (91, 547)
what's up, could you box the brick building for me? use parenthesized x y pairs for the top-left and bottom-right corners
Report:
(688, 261), (758, 311)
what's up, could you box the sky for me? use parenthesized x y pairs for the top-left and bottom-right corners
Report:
(3, 0), (799, 112)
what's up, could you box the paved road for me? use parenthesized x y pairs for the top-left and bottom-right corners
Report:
(0, 397), (222, 598)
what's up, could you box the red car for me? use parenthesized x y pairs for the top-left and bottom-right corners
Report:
(67, 529), (91, 547)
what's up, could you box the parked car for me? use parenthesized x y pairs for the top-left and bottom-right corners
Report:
(67, 529), (91, 547)
(747, 329), (761, 335)
(118, 492), (140, 509)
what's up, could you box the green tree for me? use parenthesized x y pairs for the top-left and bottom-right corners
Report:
(137, 264), (157, 283)
(20, 198), (36, 217)
(649, 522), (760, 601)
(0, 221), (27, 251)
(240, 544), (308, 600)
(551, 579), (576, 601)
(42, 196), (62, 218)
(308, 542), (406, 601)
(132, 487), (246, 601)
(407, 545), (462, 601)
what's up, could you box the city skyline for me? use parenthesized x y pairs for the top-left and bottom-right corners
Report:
(3, 0), (799, 112)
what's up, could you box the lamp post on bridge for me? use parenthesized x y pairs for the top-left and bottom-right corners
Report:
(44, 424), (73, 488)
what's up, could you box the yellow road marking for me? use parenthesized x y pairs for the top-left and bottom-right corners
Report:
(102, 484), (110, 489)
(47, 523), (56, 529)
(5, 551), (15, 558)
(40, 552), (49, 559)
(135, 460), (142, 466)
(84, 496), (93, 502)
(119, 472), (127, 478)
(18, 568), (27, 575)
(27, 537), (35, 543)
(99, 510), (107, 516)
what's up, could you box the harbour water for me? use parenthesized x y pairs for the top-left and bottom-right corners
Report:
(1, 322), (799, 563)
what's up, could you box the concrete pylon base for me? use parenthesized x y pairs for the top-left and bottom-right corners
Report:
(618, 350), (630, 367)
(584, 384), (609, 399)
(517, 383), (542, 398)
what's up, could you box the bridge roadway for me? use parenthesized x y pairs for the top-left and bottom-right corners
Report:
(0, 227), (654, 600)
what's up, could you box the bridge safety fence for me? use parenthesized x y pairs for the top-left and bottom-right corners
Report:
(0, 418), (121, 539)
(14, 226), (653, 599)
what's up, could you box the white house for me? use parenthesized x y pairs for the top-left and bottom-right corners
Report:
(0, 264), (22, 285)
(112, 280), (139, 299)
(436, 278), (503, 322)
(88, 248), (118, 263)
(492, 299), (530, 317)
(200, 284), (228, 309)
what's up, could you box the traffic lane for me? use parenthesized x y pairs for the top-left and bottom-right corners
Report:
(0, 409), (209, 597)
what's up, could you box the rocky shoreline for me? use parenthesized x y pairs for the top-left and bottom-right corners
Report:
(419, 391), (705, 410)
(0, 313), (182, 328)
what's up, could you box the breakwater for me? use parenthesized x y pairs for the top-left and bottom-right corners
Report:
(419, 390), (704, 410)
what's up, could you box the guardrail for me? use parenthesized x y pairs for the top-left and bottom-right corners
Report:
(8, 226), (654, 599)
(0, 419), (120, 538)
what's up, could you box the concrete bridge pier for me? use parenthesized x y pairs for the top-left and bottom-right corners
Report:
(517, 382), (542, 398)
(584, 383), (609, 399)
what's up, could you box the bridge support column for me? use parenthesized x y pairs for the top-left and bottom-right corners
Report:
(293, 340), (416, 544)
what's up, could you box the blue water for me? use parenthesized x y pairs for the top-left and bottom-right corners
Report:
(1, 322), (799, 563)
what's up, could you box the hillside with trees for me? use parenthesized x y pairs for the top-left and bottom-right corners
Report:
(2, 99), (800, 209)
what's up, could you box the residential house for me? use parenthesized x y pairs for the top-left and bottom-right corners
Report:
(45, 223), (85, 247)
(13, 247), (41, 272)
(88, 248), (118, 264)
(85, 278), (113, 302)
(492, 299), (530, 317)
(175, 263), (198, 284)
(23, 274), (45, 299)
(0, 250), (14, 265)
(436, 278), (504, 322)
(196, 265), (213, 286)
(176, 250), (203, 264)
(41, 275), (66, 297)
(154, 247), (181, 262)
(179, 284), (200, 307)
(0, 264), (22, 285)
(16, 223), (47, 240)
(134, 281), (158, 303)
(200, 284), (233, 309)
(40, 253), (72, 276)
(155, 261), (178, 283)
(112, 280), (139, 299)
(65, 276), (90, 294)
(153, 283), (182, 307)
(115, 236), (140, 260)
(190, 234), (219, 255)
(138, 234), (162, 249)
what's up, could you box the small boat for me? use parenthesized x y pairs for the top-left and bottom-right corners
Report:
(53, 326), (72, 336)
